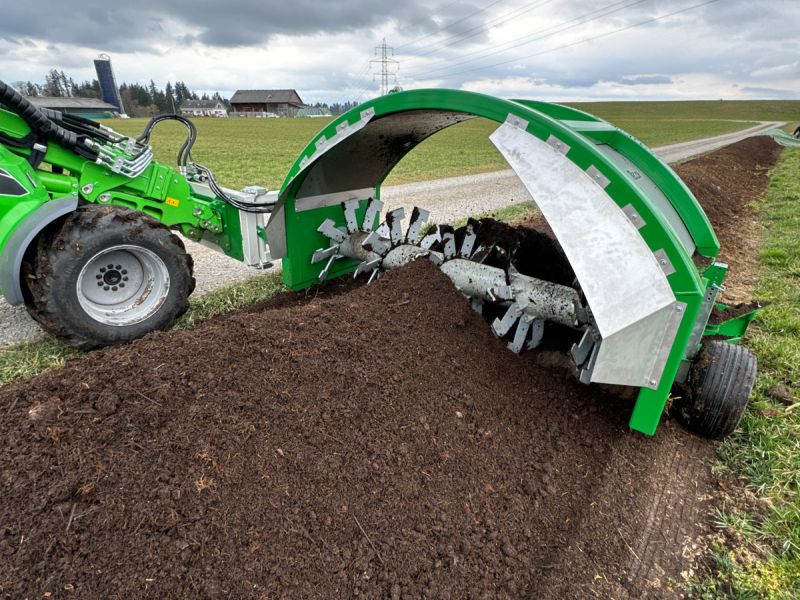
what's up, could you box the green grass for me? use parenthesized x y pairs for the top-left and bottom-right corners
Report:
(568, 99), (800, 123)
(688, 150), (800, 600)
(105, 97), (800, 190)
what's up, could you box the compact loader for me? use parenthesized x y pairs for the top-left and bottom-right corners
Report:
(0, 81), (760, 438)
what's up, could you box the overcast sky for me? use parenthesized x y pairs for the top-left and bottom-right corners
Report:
(1, 0), (798, 104)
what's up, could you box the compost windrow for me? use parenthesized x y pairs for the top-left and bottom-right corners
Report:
(0, 136), (782, 599)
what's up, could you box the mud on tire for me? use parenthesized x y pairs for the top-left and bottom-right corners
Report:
(22, 205), (195, 350)
(673, 340), (757, 439)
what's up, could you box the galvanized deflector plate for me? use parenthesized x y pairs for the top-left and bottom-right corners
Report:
(490, 115), (680, 388)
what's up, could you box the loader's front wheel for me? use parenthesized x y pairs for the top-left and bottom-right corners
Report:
(674, 340), (757, 439)
(23, 205), (195, 350)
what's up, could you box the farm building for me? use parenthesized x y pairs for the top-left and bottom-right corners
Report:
(25, 96), (119, 119)
(179, 99), (228, 117)
(230, 89), (305, 117)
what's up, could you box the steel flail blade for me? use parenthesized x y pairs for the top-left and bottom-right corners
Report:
(571, 326), (600, 384)
(354, 257), (382, 278)
(491, 302), (523, 337)
(527, 318), (545, 350)
(361, 198), (383, 232)
(459, 223), (477, 258)
(405, 207), (430, 245)
(312, 218), (347, 279)
(440, 225), (457, 260)
(342, 199), (360, 234)
(386, 207), (406, 246)
(318, 253), (340, 281)
(362, 229), (391, 257)
(317, 218), (346, 244)
(311, 244), (339, 265)
(470, 244), (493, 264)
(418, 227), (441, 250)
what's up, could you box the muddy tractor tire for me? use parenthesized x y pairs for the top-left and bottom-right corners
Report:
(22, 205), (195, 350)
(674, 340), (757, 439)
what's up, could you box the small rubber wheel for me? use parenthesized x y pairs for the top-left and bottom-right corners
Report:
(674, 340), (757, 439)
(22, 205), (195, 350)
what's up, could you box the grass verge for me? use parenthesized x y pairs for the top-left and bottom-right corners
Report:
(689, 149), (800, 599)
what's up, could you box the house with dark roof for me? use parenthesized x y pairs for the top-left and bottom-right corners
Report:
(26, 96), (119, 119)
(229, 89), (305, 117)
(179, 99), (228, 118)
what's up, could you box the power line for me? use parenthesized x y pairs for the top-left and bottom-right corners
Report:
(370, 38), (400, 96)
(403, 0), (558, 60)
(395, 0), (507, 50)
(407, 0), (651, 78)
(418, 0), (721, 81)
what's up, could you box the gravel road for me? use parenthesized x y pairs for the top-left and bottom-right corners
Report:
(0, 121), (782, 347)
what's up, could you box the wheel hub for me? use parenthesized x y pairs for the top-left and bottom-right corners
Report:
(78, 245), (170, 326)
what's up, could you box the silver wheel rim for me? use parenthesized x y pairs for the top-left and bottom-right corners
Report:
(77, 244), (170, 327)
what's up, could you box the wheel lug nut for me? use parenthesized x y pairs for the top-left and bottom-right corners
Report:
(112, 286), (118, 291)
(115, 265), (122, 270)
(121, 270), (128, 275)
(100, 267), (106, 273)
(107, 264), (113, 269)
(96, 274), (102, 279)
(120, 283), (125, 288)
(123, 276), (129, 281)
(103, 285), (110, 291)
(97, 281), (103, 286)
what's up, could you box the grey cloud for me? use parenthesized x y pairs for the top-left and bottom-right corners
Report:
(617, 75), (672, 85)
(1, 1), (451, 50)
(741, 86), (798, 99)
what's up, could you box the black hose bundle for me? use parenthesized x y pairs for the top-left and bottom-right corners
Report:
(0, 79), (79, 150)
(1, 80), (272, 214)
(138, 113), (274, 213)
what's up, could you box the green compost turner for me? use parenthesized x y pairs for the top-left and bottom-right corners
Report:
(0, 82), (759, 438)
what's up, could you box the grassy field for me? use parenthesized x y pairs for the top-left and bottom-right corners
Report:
(569, 99), (800, 122)
(105, 97), (800, 191)
(688, 150), (800, 599)
(110, 116), (750, 190)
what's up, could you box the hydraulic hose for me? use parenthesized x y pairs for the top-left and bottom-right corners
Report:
(0, 79), (78, 149)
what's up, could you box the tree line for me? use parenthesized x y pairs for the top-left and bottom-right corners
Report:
(12, 69), (363, 117)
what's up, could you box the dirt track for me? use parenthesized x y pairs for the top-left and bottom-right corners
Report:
(0, 138), (783, 599)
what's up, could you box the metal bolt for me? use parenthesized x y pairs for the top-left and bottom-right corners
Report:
(676, 305), (684, 312)
(81, 184), (94, 195)
(649, 379), (657, 386)
(120, 283), (125, 288)
(103, 285), (110, 291)
(193, 207), (203, 217)
(112, 286), (118, 291)
(98, 193), (111, 203)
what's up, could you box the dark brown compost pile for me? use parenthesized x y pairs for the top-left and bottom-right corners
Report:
(0, 136), (782, 600)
